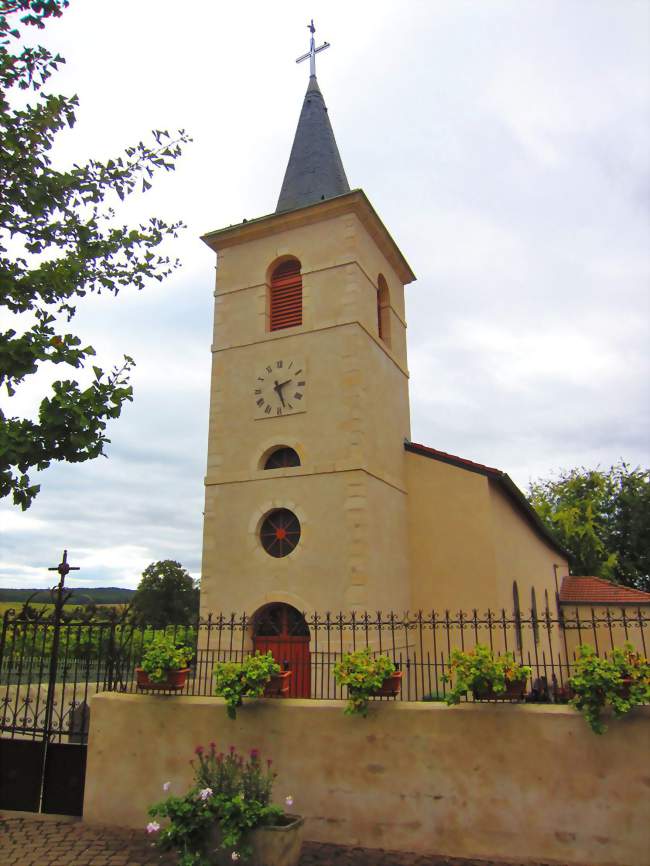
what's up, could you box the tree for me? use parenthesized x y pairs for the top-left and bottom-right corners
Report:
(528, 462), (650, 592)
(131, 560), (199, 627)
(1, 0), (190, 509)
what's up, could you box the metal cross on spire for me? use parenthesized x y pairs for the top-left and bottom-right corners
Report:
(295, 19), (330, 78)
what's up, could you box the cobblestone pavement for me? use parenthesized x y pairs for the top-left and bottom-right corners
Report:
(0, 814), (563, 866)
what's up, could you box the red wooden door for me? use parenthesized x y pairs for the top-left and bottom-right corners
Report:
(253, 604), (311, 698)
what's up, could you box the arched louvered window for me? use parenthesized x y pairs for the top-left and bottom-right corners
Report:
(264, 447), (301, 470)
(377, 274), (391, 346)
(270, 259), (302, 331)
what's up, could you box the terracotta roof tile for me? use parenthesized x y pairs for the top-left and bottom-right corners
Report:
(560, 575), (650, 605)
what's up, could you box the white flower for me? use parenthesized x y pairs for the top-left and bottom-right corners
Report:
(284, 795), (294, 808)
(146, 821), (160, 834)
(231, 853), (240, 862)
(162, 781), (171, 792)
(199, 787), (213, 800)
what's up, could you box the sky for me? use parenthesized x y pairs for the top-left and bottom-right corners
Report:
(1, 0), (648, 589)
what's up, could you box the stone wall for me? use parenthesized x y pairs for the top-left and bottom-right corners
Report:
(84, 694), (650, 866)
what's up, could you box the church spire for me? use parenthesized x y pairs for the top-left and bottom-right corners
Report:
(275, 21), (350, 214)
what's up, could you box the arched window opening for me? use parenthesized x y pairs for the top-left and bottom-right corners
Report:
(531, 587), (539, 644)
(512, 580), (522, 651)
(264, 447), (301, 470)
(269, 259), (302, 331)
(377, 274), (391, 346)
(260, 508), (301, 558)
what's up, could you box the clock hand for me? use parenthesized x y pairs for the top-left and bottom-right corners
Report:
(273, 380), (287, 407)
(275, 378), (293, 389)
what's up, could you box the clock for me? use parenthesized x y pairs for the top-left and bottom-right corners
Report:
(254, 358), (306, 418)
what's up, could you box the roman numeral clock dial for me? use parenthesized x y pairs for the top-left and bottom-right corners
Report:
(254, 358), (307, 419)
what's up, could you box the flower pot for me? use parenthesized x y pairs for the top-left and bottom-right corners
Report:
(472, 678), (526, 701)
(263, 670), (293, 698)
(205, 814), (304, 866)
(370, 670), (403, 698)
(136, 667), (190, 691)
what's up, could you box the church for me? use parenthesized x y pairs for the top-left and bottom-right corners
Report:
(198, 26), (568, 628)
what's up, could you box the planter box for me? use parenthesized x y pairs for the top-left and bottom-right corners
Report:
(135, 667), (190, 691)
(370, 670), (403, 698)
(472, 678), (526, 701)
(206, 814), (304, 866)
(263, 670), (292, 698)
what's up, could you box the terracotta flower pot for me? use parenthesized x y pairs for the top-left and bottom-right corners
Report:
(370, 670), (403, 698)
(263, 670), (293, 698)
(205, 813), (304, 866)
(135, 667), (190, 691)
(472, 678), (526, 701)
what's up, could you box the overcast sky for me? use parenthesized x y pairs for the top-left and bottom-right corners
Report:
(1, 0), (648, 589)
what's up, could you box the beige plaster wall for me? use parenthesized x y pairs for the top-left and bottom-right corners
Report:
(406, 453), (569, 618)
(560, 603), (650, 657)
(84, 693), (650, 866)
(488, 479), (566, 615)
(406, 453), (498, 612)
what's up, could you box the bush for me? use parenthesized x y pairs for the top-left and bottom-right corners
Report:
(569, 643), (650, 734)
(213, 652), (281, 719)
(149, 743), (283, 865)
(443, 645), (531, 706)
(140, 634), (191, 683)
(333, 648), (396, 717)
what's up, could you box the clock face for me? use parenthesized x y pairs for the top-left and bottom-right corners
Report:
(254, 358), (306, 418)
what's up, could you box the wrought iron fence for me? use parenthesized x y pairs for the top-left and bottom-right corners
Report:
(1, 603), (647, 727)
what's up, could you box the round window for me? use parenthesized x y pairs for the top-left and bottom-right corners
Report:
(260, 508), (301, 558)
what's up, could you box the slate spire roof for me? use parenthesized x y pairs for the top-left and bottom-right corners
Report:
(276, 75), (350, 214)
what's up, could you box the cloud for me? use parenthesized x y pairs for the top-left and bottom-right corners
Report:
(2, 0), (649, 592)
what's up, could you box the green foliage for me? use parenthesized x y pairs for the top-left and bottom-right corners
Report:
(1, 1), (190, 509)
(140, 633), (190, 683)
(333, 647), (396, 717)
(212, 652), (281, 720)
(528, 463), (650, 591)
(149, 743), (283, 865)
(568, 643), (650, 734)
(0, 586), (135, 605)
(442, 644), (531, 706)
(131, 561), (199, 628)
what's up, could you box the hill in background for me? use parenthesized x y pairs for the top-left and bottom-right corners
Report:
(0, 587), (136, 605)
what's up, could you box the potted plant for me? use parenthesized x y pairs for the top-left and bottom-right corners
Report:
(148, 743), (303, 866)
(443, 644), (531, 705)
(136, 634), (191, 690)
(333, 647), (401, 717)
(568, 642), (650, 734)
(213, 652), (290, 719)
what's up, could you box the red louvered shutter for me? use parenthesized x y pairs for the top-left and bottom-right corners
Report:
(270, 259), (302, 331)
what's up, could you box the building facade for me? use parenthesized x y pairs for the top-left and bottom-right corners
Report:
(199, 57), (568, 634)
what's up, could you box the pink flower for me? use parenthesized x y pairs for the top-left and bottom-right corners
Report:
(146, 822), (160, 834)
(285, 795), (294, 808)
(195, 745), (204, 755)
(199, 787), (213, 801)
(249, 748), (259, 759)
(162, 781), (171, 792)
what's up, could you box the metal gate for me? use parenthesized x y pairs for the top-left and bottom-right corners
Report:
(0, 552), (130, 816)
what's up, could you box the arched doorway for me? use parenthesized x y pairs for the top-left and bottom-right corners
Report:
(253, 603), (311, 698)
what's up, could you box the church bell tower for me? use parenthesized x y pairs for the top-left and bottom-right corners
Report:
(200, 23), (416, 619)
